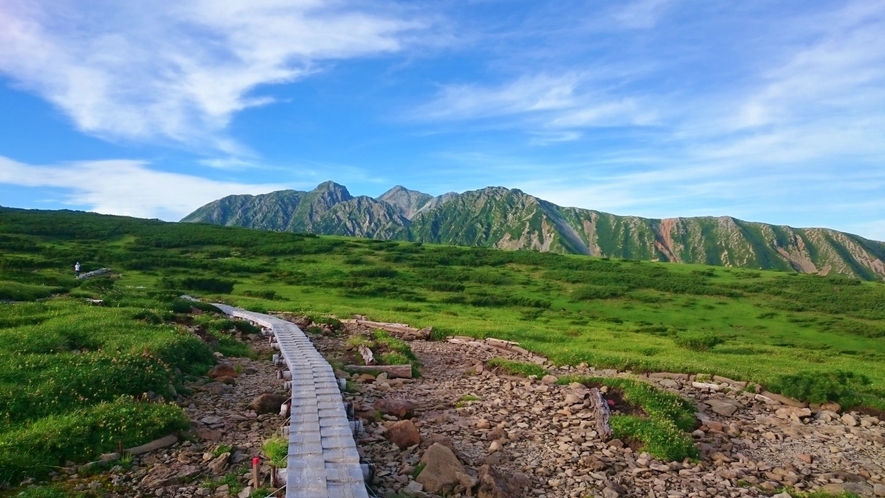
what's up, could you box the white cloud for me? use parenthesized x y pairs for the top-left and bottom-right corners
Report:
(0, 156), (288, 220)
(0, 0), (423, 151)
(198, 157), (259, 170)
(730, 10), (885, 131)
(415, 74), (580, 120)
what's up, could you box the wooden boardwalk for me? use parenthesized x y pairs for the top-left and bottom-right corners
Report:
(214, 304), (368, 498)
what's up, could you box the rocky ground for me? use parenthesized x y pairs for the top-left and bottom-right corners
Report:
(15, 319), (885, 498)
(312, 324), (885, 498)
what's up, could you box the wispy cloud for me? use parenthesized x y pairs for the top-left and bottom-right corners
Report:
(614, 0), (675, 29)
(412, 72), (657, 137)
(0, 0), (425, 152)
(0, 156), (289, 220)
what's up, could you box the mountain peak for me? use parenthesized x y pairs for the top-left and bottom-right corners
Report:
(378, 185), (433, 220)
(313, 181), (352, 203)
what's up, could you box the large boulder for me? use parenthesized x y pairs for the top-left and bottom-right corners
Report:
(477, 464), (530, 498)
(250, 393), (289, 415)
(416, 443), (465, 494)
(208, 364), (237, 379)
(387, 419), (421, 449)
(373, 398), (416, 419)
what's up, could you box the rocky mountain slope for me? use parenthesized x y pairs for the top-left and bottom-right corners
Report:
(181, 181), (885, 280)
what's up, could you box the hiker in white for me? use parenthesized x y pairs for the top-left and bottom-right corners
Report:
(74, 262), (81, 277)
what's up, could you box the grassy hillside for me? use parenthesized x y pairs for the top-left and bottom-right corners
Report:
(2, 207), (884, 422)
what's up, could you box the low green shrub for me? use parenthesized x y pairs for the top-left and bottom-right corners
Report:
(571, 285), (628, 300)
(610, 415), (698, 461)
(674, 333), (724, 351)
(309, 314), (343, 332)
(768, 370), (871, 406)
(161, 276), (235, 294)
(486, 358), (547, 378)
(424, 281), (465, 292)
(7, 485), (77, 498)
(241, 289), (277, 300)
(168, 298), (223, 315)
(0, 281), (67, 301)
(372, 330), (420, 376)
(214, 335), (251, 358)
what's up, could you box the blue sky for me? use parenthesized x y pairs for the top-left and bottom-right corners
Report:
(1, 0), (883, 240)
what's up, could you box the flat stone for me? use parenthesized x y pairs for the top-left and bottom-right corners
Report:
(658, 379), (680, 389)
(821, 482), (873, 495)
(760, 391), (806, 407)
(707, 399), (739, 417)
(541, 375), (558, 385)
(200, 416), (224, 426)
(476, 464), (530, 498)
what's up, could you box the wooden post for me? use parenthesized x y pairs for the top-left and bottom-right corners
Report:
(252, 456), (260, 488)
(590, 388), (613, 441)
(358, 344), (375, 365)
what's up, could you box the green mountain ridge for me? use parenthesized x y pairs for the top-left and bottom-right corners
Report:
(181, 181), (885, 280)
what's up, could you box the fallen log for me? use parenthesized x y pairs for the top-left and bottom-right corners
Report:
(345, 364), (413, 379)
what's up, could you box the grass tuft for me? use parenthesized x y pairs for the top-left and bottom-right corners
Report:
(486, 358), (547, 378)
(261, 436), (288, 468)
(559, 376), (698, 461)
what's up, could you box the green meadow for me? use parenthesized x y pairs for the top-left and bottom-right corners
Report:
(1, 207), (884, 481)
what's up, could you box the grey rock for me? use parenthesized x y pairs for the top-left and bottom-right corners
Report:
(207, 452), (231, 474)
(707, 399), (740, 417)
(476, 464), (530, 498)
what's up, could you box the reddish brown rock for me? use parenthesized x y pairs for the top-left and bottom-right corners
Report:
(208, 364), (237, 379)
(386, 419), (421, 449)
(373, 398), (416, 419)
(416, 443), (465, 494)
(250, 393), (289, 415)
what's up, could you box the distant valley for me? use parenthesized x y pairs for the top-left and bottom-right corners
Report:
(182, 181), (885, 280)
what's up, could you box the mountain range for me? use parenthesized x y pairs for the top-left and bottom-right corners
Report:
(182, 181), (885, 280)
